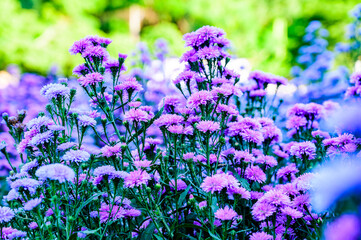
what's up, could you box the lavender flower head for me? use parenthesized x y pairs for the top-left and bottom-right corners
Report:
(78, 115), (96, 127)
(35, 164), (75, 183)
(63, 150), (90, 163)
(23, 198), (42, 211)
(29, 131), (53, 146)
(214, 206), (238, 221)
(11, 178), (42, 195)
(0, 206), (15, 223)
(196, 121), (220, 133)
(40, 83), (70, 100)
(289, 141), (316, 160)
(78, 73), (104, 87)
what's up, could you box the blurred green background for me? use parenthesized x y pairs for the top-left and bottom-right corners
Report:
(0, 0), (359, 77)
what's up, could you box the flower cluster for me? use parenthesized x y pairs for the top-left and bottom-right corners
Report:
(0, 25), (361, 240)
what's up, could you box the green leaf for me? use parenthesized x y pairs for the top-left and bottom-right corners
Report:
(81, 228), (102, 235)
(138, 222), (156, 240)
(175, 223), (207, 232)
(178, 233), (198, 240)
(229, 167), (251, 191)
(177, 185), (191, 207)
(154, 235), (164, 240)
(208, 231), (222, 240)
(68, 233), (78, 240)
(74, 192), (104, 218)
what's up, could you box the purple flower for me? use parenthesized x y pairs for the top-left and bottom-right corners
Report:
(261, 189), (291, 206)
(78, 115), (96, 127)
(124, 208), (142, 217)
(20, 160), (39, 174)
(0, 206), (14, 223)
(248, 70), (275, 88)
(81, 45), (108, 59)
(69, 39), (92, 55)
(57, 142), (77, 151)
(93, 165), (117, 177)
(45, 208), (54, 217)
(85, 35), (112, 46)
(173, 70), (197, 85)
(200, 174), (228, 193)
(216, 104), (238, 115)
(48, 125), (66, 131)
(196, 46), (221, 59)
(169, 179), (187, 191)
(101, 144), (123, 157)
(99, 203), (126, 223)
(154, 114), (183, 127)
(133, 160), (152, 169)
(245, 165), (266, 183)
(255, 155), (278, 168)
(73, 63), (89, 76)
(186, 91), (214, 109)
(287, 103), (324, 120)
(234, 150), (255, 163)
(26, 116), (53, 130)
(158, 95), (182, 113)
(63, 150), (90, 163)
(11, 178), (42, 195)
(40, 83), (70, 100)
(249, 89), (267, 98)
(28, 222), (38, 230)
(240, 129), (264, 145)
(249, 232), (273, 240)
(276, 163), (299, 181)
(214, 206), (238, 221)
(261, 125), (282, 144)
(2, 227), (27, 239)
(124, 170), (151, 188)
(281, 206), (303, 219)
(78, 73), (104, 87)
(23, 198), (42, 211)
(183, 26), (226, 48)
(252, 202), (276, 221)
(114, 77), (143, 93)
(350, 71), (361, 84)
(4, 189), (20, 202)
(196, 121), (220, 133)
(78, 227), (87, 238)
(290, 141), (316, 160)
(124, 108), (151, 123)
(104, 59), (126, 73)
(29, 131), (53, 146)
(35, 164), (75, 183)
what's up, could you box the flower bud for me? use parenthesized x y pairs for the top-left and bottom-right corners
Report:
(123, 121), (129, 127)
(2, 112), (9, 121)
(17, 110), (27, 123)
(70, 88), (77, 98)
(146, 187), (152, 193)
(155, 183), (161, 190)
(45, 104), (53, 113)
(219, 137), (225, 145)
(121, 145), (127, 151)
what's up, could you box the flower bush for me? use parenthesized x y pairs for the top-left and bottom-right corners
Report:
(0, 25), (361, 240)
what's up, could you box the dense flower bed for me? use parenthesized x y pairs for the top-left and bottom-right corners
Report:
(0, 21), (361, 240)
